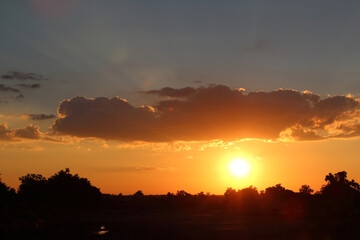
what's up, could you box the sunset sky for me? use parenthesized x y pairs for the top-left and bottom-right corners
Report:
(1, 0), (360, 195)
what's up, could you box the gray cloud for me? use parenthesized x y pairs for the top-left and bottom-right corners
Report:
(142, 87), (196, 98)
(17, 83), (41, 89)
(25, 114), (56, 121)
(52, 85), (360, 142)
(14, 94), (24, 100)
(1, 71), (47, 81)
(0, 84), (20, 93)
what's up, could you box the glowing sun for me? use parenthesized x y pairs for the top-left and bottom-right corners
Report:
(229, 159), (250, 177)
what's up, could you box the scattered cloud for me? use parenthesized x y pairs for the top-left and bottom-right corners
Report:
(14, 94), (24, 100)
(0, 123), (62, 143)
(141, 87), (196, 98)
(23, 113), (56, 121)
(0, 123), (41, 141)
(0, 84), (20, 93)
(242, 40), (267, 53)
(117, 141), (191, 152)
(248, 40), (266, 51)
(1, 71), (47, 81)
(17, 83), (41, 89)
(52, 85), (360, 142)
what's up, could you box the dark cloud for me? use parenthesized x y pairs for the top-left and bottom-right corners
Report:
(24, 114), (56, 121)
(1, 71), (47, 81)
(142, 87), (196, 98)
(0, 84), (20, 93)
(52, 85), (360, 142)
(0, 124), (41, 141)
(17, 83), (41, 89)
(53, 97), (158, 141)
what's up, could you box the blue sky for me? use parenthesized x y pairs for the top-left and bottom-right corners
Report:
(2, 1), (360, 103)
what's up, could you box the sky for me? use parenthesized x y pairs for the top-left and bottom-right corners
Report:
(1, 0), (360, 194)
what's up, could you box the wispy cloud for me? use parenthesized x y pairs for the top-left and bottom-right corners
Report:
(17, 83), (41, 89)
(22, 113), (56, 121)
(91, 166), (179, 173)
(1, 71), (47, 81)
(0, 84), (20, 93)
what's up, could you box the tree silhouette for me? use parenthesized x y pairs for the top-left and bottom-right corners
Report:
(176, 190), (191, 197)
(299, 185), (314, 195)
(224, 187), (236, 197)
(133, 190), (144, 197)
(18, 173), (47, 206)
(46, 168), (101, 209)
(321, 171), (360, 195)
(0, 175), (15, 207)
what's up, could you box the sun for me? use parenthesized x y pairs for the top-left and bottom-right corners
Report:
(229, 159), (250, 177)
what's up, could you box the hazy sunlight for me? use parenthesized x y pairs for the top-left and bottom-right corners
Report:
(229, 158), (250, 177)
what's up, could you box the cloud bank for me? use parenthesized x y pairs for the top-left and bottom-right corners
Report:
(52, 85), (360, 142)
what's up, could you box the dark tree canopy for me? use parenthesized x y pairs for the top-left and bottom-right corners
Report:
(17, 168), (101, 209)
(299, 185), (314, 195)
(321, 171), (360, 195)
(0, 175), (15, 207)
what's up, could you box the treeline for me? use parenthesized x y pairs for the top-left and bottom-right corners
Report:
(1, 169), (360, 237)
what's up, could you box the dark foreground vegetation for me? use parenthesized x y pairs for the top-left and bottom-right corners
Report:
(1, 169), (360, 239)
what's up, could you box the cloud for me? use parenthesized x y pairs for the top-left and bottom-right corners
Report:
(0, 123), (62, 143)
(142, 87), (196, 97)
(117, 141), (191, 152)
(0, 123), (41, 141)
(17, 83), (41, 89)
(23, 114), (56, 121)
(242, 40), (267, 53)
(52, 85), (360, 142)
(1, 71), (47, 81)
(0, 84), (20, 93)
(53, 96), (159, 141)
(14, 94), (24, 100)
(92, 166), (178, 173)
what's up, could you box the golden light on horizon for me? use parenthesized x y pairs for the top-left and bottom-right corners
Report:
(229, 158), (250, 177)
